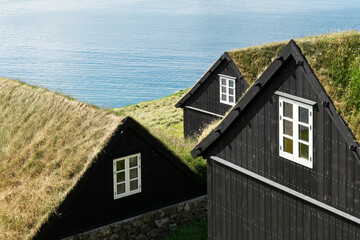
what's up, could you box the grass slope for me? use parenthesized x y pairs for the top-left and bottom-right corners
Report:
(0, 78), (122, 239)
(228, 30), (360, 142)
(111, 90), (206, 177)
(161, 221), (207, 240)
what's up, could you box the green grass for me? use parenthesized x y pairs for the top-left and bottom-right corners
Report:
(111, 90), (207, 177)
(161, 221), (207, 240)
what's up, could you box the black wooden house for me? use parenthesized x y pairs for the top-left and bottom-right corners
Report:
(175, 52), (248, 137)
(192, 39), (360, 239)
(35, 117), (206, 239)
(0, 78), (206, 240)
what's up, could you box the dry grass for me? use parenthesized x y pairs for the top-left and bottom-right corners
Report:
(228, 30), (360, 141)
(111, 90), (207, 177)
(197, 119), (222, 143)
(0, 78), (123, 239)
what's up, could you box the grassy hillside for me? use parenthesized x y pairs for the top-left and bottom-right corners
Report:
(111, 90), (207, 177)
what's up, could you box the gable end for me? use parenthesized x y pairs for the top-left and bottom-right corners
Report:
(192, 40), (360, 159)
(175, 52), (248, 108)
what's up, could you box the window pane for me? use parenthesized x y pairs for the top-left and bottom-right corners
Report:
(130, 168), (138, 179)
(129, 156), (137, 167)
(116, 160), (125, 171)
(299, 125), (309, 142)
(117, 183), (125, 194)
(283, 119), (293, 136)
(284, 137), (293, 154)
(229, 96), (234, 103)
(221, 86), (226, 94)
(283, 102), (293, 118)
(221, 94), (226, 101)
(299, 143), (309, 159)
(117, 172), (125, 182)
(229, 80), (234, 87)
(299, 107), (309, 124)
(229, 88), (234, 95)
(130, 180), (138, 191)
(221, 78), (226, 85)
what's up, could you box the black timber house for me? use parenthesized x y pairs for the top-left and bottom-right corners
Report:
(35, 117), (206, 239)
(192, 39), (360, 239)
(0, 78), (206, 240)
(175, 52), (248, 137)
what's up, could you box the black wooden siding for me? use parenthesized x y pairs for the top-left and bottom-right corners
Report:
(184, 59), (247, 116)
(34, 119), (206, 240)
(184, 107), (221, 138)
(203, 56), (360, 238)
(208, 160), (360, 240)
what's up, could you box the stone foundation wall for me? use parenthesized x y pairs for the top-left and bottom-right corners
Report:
(66, 196), (207, 240)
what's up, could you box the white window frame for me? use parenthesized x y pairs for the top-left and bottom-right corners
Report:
(113, 153), (142, 199)
(219, 74), (236, 106)
(279, 96), (313, 168)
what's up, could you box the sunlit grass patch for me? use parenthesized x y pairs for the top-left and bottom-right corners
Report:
(111, 90), (207, 177)
(161, 220), (207, 240)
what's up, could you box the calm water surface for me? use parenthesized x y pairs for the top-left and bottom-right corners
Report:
(0, 0), (360, 107)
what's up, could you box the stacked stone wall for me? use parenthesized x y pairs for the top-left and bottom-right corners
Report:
(67, 196), (207, 240)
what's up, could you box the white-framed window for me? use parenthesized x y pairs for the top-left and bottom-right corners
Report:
(113, 153), (141, 199)
(279, 96), (313, 168)
(219, 75), (236, 105)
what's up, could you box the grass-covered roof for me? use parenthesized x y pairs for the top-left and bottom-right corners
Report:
(227, 30), (360, 142)
(0, 78), (123, 239)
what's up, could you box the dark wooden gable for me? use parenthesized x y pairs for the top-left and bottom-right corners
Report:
(193, 40), (360, 239)
(34, 117), (206, 240)
(176, 52), (248, 115)
(193, 40), (359, 158)
(176, 52), (248, 137)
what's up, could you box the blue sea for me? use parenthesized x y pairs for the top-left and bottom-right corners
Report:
(0, 0), (359, 108)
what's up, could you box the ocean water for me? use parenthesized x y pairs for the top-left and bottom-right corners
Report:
(0, 0), (359, 108)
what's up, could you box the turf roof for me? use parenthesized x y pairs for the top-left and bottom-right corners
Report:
(0, 78), (123, 239)
(199, 30), (360, 143)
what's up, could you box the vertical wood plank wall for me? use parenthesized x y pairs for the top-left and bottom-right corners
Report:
(205, 56), (360, 239)
(208, 160), (360, 240)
